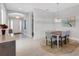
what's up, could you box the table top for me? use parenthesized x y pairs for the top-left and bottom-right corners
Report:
(50, 31), (62, 36)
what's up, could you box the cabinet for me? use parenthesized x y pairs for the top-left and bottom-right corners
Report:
(0, 40), (15, 56)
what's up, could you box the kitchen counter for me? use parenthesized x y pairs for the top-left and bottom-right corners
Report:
(0, 35), (17, 43)
(0, 35), (16, 56)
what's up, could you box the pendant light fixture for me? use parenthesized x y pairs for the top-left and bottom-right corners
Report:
(54, 3), (62, 22)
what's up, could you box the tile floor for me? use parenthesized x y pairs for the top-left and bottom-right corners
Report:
(1, 34), (79, 56)
(15, 35), (79, 56)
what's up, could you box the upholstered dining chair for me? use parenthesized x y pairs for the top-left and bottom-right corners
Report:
(59, 31), (67, 47)
(45, 32), (56, 48)
(60, 31), (70, 46)
(65, 30), (70, 43)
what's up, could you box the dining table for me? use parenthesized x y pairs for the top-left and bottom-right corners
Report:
(46, 30), (67, 48)
(50, 31), (62, 48)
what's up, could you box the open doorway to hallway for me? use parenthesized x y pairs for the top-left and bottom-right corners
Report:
(7, 12), (34, 38)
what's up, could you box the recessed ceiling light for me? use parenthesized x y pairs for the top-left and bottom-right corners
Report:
(15, 16), (20, 19)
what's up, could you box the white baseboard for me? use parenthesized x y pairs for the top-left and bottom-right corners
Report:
(70, 37), (79, 41)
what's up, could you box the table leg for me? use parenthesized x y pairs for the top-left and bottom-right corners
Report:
(57, 35), (59, 48)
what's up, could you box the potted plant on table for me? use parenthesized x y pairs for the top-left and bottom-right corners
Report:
(0, 24), (8, 35)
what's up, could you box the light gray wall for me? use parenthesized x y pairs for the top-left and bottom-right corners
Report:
(59, 5), (79, 17)
(0, 3), (7, 24)
(57, 5), (79, 41)
(33, 5), (79, 40)
(25, 12), (32, 37)
(0, 3), (8, 35)
(0, 4), (1, 24)
(34, 9), (56, 39)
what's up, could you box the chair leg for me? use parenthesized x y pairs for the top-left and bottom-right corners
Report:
(60, 37), (63, 47)
(64, 36), (67, 44)
(51, 37), (53, 48)
(67, 37), (69, 43)
(46, 36), (48, 45)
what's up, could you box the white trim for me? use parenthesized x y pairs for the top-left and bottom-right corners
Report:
(11, 20), (13, 29)
(70, 37), (79, 41)
(1, 8), (4, 24)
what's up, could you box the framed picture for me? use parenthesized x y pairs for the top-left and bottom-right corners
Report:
(62, 16), (76, 27)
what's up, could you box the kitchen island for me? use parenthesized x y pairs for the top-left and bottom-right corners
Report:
(0, 35), (16, 56)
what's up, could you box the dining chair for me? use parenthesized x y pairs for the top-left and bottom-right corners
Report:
(60, 31), (70, 46)
(45, 32), (56, 48)
(65, 30), (70, 43)
(49, 31), (66, 47)
(59, 31), (67, 46)
(45, 32), (50, 45)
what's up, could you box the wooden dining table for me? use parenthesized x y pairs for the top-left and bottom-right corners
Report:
(50, 31), (62, 48)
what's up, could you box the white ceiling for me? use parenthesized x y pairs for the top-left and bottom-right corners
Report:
(5, 3), (79, 13)
(8, 13), (25, 18)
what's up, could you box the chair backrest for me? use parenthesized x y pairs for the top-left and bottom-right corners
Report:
(65, 30), (70, 36)
(61, 30), (70, 36)
(45, 32), (51, 38)
(61, 31), (66, 37)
